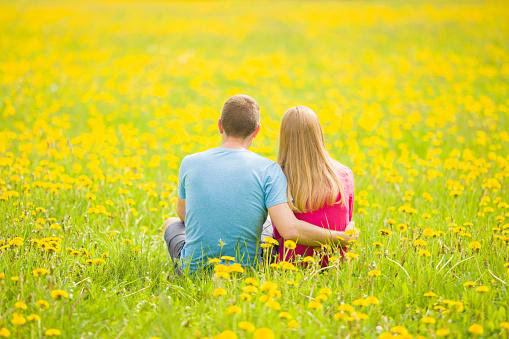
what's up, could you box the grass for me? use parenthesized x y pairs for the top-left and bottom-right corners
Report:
(0, 0), (509, 338)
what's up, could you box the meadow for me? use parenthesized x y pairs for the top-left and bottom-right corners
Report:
(1, 0), (509, 338)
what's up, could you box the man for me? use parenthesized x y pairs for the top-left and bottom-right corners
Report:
(163, 94), (357, 274)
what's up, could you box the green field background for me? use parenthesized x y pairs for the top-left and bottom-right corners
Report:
(0, 0), (508, 338)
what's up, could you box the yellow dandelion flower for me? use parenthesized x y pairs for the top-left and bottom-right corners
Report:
(284, 240), (296, 250)
(308, 300), (322, 309)
(238, 321), (255, 332)
(476, 286), (489, 293)
(45, 329), (62, 336)
(11, 313), (26, 326)
(239, 293), (251, 301)
(0, 328), (11, 337)
(288, 320), (299, 328)
(14, 301), (27, 310)
(213, 288), (227, 297)
(469, 241), (481, 250)
(253, 328), (274, 339)
(279, 312), (292, 319)
(245, 277), (259, 286)
(421, 316), (436, 324)
(436, 328), (451, 336)
(391, 326), (408, 335)
(27, 314), (41, 322)
(50, 290), (69, 299)
(468, 324), (483, 335)
(227, 305), (242, 315)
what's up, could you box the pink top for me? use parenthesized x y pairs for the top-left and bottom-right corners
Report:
(273, 160), (354, 263)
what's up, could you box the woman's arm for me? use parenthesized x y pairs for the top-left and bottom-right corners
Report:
(268, 202), (358, 247)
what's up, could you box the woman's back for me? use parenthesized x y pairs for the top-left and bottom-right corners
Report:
(273, 160), (354, 262)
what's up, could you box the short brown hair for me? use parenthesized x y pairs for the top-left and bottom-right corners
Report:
(221, 94), (260, 138)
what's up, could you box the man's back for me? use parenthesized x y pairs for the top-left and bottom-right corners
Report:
(178, 147), (287, 273)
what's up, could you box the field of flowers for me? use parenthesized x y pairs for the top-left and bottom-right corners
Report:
(1, 0), (509, 338)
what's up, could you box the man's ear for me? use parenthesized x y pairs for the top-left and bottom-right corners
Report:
(218, 118), (224, 134)
(252, 124), (261, 139)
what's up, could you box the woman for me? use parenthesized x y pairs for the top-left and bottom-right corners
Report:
(272, 105), (354, 263)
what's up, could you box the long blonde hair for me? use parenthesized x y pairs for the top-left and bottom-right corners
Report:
(277, 106), (346, 213)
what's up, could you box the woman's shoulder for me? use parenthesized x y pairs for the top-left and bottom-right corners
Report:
(331, 159), (354, 187)
(331, 159), (353, 176)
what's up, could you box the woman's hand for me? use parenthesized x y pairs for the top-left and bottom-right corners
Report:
(345, 221), (359, 241)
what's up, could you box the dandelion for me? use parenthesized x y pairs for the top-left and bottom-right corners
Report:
(288, 320), (299, 328)
(14, 301), (27, 310)
(436, 328), (451, 336)
(366, 296), (380, 304)
(263, 237), (279, 246)
(253, 328), (274, 339)
(43, 329), (60, 336)
(418, 249), (431, 257)
(208, 258), (221, 264)
(51, 290), (69, 299)
(463, 281), (475, 287)
(216, 272), (230, 279)
(319, 287), (332, 295)
(238, 321), (255, 332)
(422, 228), (435, 236)
(468, 324), (483, 335)
(379, 229), (393, 236)
(315, 294), (328, 302)
(227, 305), (242, 315)
(11, 313), (26, 326)
(244, 277), (258, 286)
(265, 300), (281, 310)
(213, 288), (227, 297)
(476, 286), (489, 293)
(353, 299), (370, 307)
(396, 224), (408, 231)
(36, 300), (49, 310)
(284, 240), (296, 250)
(424, 292), (437, 297)
(279, 312), (292, 319)
(345, 252), (359, 260)
(413, 239), (427, 247)
(333, 313), (346, 320)
(261, 281), (278, 292)
(27, 314), (41, 322)
(469, 241), (481, 250)
(242, 285), (258, 294)
(421, 316), (436, 324)
(239, 294), (251, 301)
(368, 269), (381, 276)
(220, 256), (235, 262)
(308, 300), (323, 309)
(0, 328), (11, 337)
(391, 326), (408, 335)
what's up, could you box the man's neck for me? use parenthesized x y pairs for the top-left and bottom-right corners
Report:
(221, 137), (252, 150)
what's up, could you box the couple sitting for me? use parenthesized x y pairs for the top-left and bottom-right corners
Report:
(163, 94), (358, 274)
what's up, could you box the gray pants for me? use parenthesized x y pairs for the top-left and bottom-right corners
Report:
(163, 217), (275, 269)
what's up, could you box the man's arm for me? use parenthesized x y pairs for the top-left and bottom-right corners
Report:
(177, 197), (186, 222)
(268, 202), (358, 247)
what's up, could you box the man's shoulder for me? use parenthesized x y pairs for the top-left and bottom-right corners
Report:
(181, 148), (216, 163)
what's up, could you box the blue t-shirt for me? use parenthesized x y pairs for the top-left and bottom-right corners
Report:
(177, 147), (287, 273)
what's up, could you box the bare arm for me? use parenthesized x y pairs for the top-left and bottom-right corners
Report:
(177, 197), (186, 222)
(268, 202), (358, 247)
